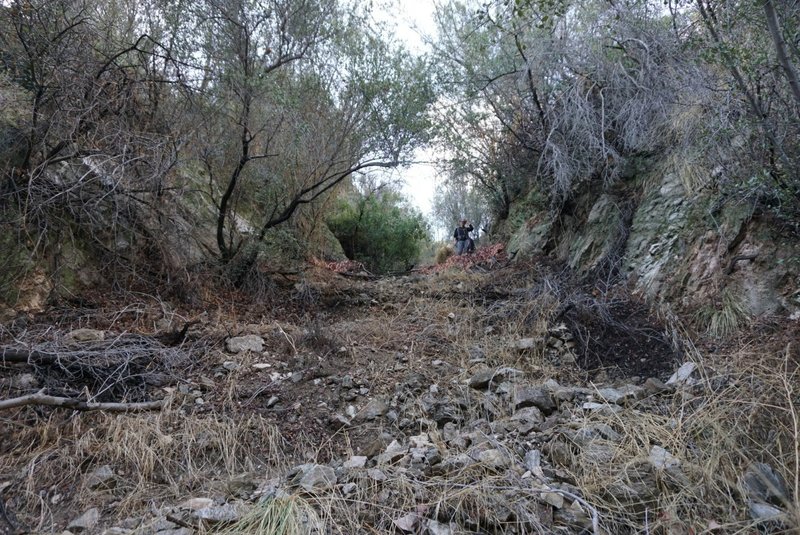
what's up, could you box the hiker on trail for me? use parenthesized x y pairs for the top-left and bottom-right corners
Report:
(453, 218), (474, 256)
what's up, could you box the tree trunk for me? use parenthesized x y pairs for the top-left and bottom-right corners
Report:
(763, 0), (800, 111)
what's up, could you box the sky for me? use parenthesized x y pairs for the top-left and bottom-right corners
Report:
(373, 0), (442, 233)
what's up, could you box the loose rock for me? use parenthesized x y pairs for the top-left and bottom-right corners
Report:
(294, 464), (337, 493)
(225, 335), (264, 354)
(67, 508), (100, 532)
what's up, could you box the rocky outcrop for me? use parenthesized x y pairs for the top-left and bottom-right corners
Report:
(507, 171), (800, 321)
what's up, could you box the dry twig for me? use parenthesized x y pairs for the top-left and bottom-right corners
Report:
(0, 390), (163, 412)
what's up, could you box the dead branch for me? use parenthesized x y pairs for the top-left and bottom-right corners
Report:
(724, 253), (758, 275)
(0, 391), (163, 412)
(0, 348), (58, 365)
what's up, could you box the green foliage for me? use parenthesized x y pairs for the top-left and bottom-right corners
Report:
(327, 187), (430, 273)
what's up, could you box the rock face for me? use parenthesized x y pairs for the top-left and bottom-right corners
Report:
(506, 169), (800, 319)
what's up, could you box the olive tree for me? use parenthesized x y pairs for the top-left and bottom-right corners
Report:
(0, 0), (193, 279)
(191, 0), (435, 277)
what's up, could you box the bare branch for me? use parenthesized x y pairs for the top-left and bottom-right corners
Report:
(0, 391), (163, 412)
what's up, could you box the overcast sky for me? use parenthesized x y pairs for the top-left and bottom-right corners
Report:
(373, 0), (442, 234)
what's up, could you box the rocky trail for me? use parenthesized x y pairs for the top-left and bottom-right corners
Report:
(1, 259), (798, 534)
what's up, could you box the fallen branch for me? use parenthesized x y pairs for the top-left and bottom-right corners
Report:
(0, 347), (58, 365)
(0, 391), (163, 412)
(724, 253), (758, 275)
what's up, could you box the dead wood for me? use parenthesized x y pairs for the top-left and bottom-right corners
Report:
(0, 391), (163, 412)
(0, 348), (58, 365)
(725, 253), (759, 275)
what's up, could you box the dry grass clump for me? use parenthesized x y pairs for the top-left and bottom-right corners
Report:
(558, 345), (800, 533)
(2, 401), (286, 529)
(213, 496), (323, 535)
(435, 245), (453, 265)
(693, 288), (750, 339)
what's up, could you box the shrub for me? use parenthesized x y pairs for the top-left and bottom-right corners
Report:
(327, 189), (430, 273)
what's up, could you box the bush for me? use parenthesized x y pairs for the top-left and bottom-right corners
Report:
(327, 189), (430, 273)
(435, 245), (453, 264)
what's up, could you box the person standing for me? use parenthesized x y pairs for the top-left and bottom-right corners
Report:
(453, 218), (474, 256)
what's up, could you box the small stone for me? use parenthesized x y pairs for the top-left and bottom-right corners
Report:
(524, 450), (542, 472)
(65, 329), (105, 345)
(341, 482), (357, 495)
(741, 462), (789, 506)
(666, 362), (696, 385)
(295, 465), (337, 493)
(427, 520), (455, 535)
(252, 362), (271, 370)
(357, 398), (388, 421)
(477, 448), (509, 469)
(85, 465), (116, 490)
(367, 468), (387, 481)
(179, 497), (215, 510)
(290, 372), (303, 383)
(343, 456), (367, 469)
(432, 359), (444, 366)
(194, 503), (243, 524)
(68, 508), (100, 532)
(540, 491), (564, 509)
(649, 446), (680, 470)
(266, 396), (279, 408)
(595, 387), (624, 404)
(341, 375), (354, 388)
(194, 397), (205, 405)
(222, 361), (239, 371)
(748, 500), (786, 522)
(226, 335), (264, 354)
(393, 512), (419, 532)
(514, 386), (556, 414)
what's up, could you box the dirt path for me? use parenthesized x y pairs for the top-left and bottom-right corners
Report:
(2, 261), (796, 534)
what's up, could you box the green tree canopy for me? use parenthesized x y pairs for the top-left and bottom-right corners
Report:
(327, 181), (430, 273)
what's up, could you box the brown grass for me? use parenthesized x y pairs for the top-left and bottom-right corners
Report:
(1, 399), (287, 530)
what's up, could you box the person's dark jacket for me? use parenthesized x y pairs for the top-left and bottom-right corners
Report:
(453, 224), (473, 241)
